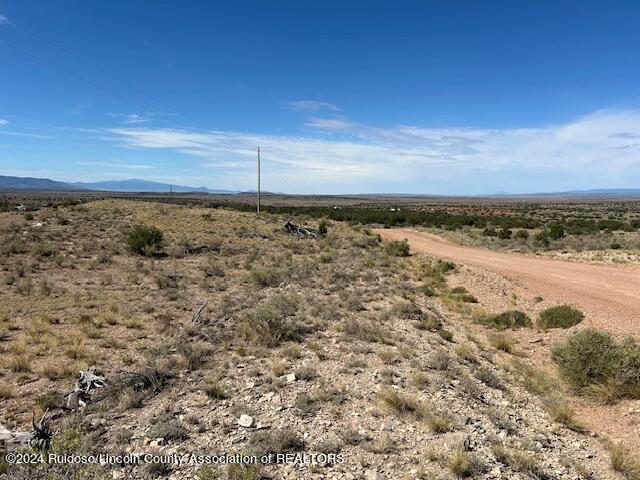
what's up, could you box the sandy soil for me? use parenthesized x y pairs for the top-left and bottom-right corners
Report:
(375, 228), (640, 339)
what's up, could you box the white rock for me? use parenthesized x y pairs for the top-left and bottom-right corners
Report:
(364, 470), (386, 480)
(238, 414), (254, 428)
(286, 373), (296, 383)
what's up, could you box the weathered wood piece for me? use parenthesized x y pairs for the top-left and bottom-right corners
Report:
(284, 221), (322, 238)
(64, 369), (106, 411)
(0, 410), (51, 452)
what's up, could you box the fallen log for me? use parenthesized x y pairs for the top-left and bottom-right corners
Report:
(0, 410), (51, 452)
(284, 221), (322, 238)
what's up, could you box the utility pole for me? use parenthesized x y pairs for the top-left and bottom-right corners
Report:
(257, 146), (261, 215)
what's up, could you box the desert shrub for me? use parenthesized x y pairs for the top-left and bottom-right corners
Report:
(475, 366), (504, 390)
(537, 305), (583, 330)
(552, 329), (620, 389)
(447, 448), (480, 478)
(545, 395), (584, 431)
(248, 428), (304, 457)
(391, 300), (422, 319)
(448, 287), (478, 303)
(149, 412), (188, 441)
(342, 318), (393, 344)
(552, 329), (640, 400)
(514, 229), (529, 239)
(384, 239), (410, 257)
(611, 242), (622, 250)
(480, 310), (531, 330)
(497, 227), (512, 239)
(126, 225), (163, 256)
(548, 224), (565, 240)
(318, 219), (329, 235)
(240, 293), (304, 346)
(377, 388), (427, 420)
(489, 333), (516, 353)
(609, 441), (640, 480)
(534, 230), (550, 247)
(248, 266), (282, 287)
(437, 329), (454, 342)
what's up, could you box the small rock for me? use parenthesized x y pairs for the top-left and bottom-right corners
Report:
(286, 373), (296, 383)
(238, 414), (254, 428)
(149, 437), (164, 448)
(364, 470), (386, 480)
(256, 421), (270, 430)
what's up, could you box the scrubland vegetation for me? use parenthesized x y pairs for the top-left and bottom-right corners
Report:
(0, 197), (638, 479)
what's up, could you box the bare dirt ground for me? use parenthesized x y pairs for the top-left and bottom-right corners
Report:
(375, 229), (640, 339)
(376, 228), (640, 450)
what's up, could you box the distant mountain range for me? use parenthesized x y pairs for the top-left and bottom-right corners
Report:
(0, 175), (639, 197)
(71, 179), (235, 194)
(0, 176), (235, 194)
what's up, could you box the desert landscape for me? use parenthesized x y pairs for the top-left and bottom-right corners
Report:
(0, 194), (639, 479)
(2, 2), (640, 479)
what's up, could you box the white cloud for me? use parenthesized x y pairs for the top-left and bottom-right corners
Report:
(0, 119), (9, 126)
(285, 100), (341, 112)
(75, 161), (152, 170)
(0, 14), (9, 25)
(104, 109), (640, 193)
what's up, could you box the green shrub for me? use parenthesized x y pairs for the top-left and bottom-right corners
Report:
(126, 225), (163, 256)
(384, 239), (410, 257)
(552, 329), (640, 400)
(248, 267), (282, 287)
(534, 230), (550, 247)
(480, 310), (532, 330)
(149, 413), (188, 441)
(537, 305), (584, 330)
(437, 329), (454, 342)
(240, 293), (303, 346)
(318, 219), (329, 235)
(548, 224), (565, 240)
(497, 227), (512, 239)
(514, 229), (529, 239)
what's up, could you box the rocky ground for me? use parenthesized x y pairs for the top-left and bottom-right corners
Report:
(0, 200), (630, 479)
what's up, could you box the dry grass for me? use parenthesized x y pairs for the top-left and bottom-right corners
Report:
(609, 441), (640, 480)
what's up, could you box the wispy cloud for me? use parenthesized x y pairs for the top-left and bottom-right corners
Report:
(285, 100), (341, 113)
(304, 117), (356, 131)
(103, 109), (640, 193)
(0, 14), (9, 25)
(108, 111), (177, 125)
(75, 161), (153, 170)
(0, 129), (52, 139)
(0, 119), (9, 126)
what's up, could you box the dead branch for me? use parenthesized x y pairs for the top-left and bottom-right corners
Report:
(191, 302), (208, 326)
(0, 410), (51, 452)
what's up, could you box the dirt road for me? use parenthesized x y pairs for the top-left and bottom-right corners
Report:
(376, 229), (640, 337)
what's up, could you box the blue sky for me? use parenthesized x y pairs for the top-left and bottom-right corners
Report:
(1, 1), (640, 194)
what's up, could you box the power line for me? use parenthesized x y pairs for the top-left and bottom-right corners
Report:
(0, 35), (150, 111)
